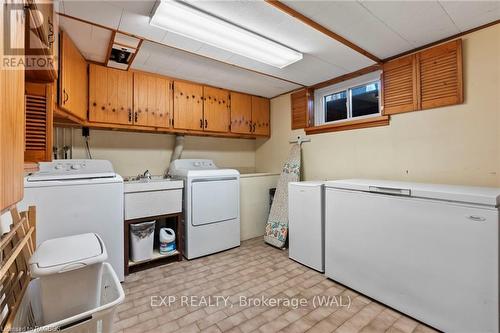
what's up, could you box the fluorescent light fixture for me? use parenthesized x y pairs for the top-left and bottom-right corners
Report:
(150, 0), (303, 68)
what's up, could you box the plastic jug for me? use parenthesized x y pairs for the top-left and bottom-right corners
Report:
(159, 228), (176, 254)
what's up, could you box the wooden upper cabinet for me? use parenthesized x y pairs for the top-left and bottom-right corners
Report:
(418, 40), (463, 110)
(230, 92), (252, 134)
(382, 54), (418, 115)
(383, 39), (463, 115)
(173, 81), (203, 130)
(291, 88), (313, 129)
(133, 73), (171, 128)
(89, 64), (133, 125)
(0, 6), (25, 213)
(59, 30), (87, 120)
(251, 96), (270, 136)
(25, 82), (53, 163)
(203, 86), (229, 132)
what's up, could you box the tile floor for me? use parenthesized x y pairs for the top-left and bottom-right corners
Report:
(114, 238), (438, 333)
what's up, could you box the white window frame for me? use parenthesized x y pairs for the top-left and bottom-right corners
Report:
(314, 71), (382, 126)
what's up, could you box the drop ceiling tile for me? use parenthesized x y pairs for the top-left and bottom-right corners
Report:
(282, 0), (412, 59)
(60, 16), (112, 63)
(104, 1), (156, 16)
(359, 1), (460, 47)
(119, 11), (166, 42)
(161, 32), (203, 53)
(439, 1), (500, 32)
(62, 0), (122, 29)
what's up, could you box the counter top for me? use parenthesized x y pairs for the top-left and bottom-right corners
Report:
(124, 178), (183, 193)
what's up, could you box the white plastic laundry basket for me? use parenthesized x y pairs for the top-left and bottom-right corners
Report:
(12, 263), (124, 333)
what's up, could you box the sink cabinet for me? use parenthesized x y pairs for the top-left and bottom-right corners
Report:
(123, 179), (184, 274)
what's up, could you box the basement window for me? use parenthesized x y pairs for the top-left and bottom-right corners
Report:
(314, 71), (382, 126)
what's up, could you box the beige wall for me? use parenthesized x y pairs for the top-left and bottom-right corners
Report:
(65, 129), (256, 177)
(256, 24), (500, 187)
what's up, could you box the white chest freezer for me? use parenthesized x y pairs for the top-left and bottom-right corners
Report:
(325, 179), (500, 333)
(288, 181), (325, 272)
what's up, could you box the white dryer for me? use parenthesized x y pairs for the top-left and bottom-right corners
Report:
(169, 159), (240, 259)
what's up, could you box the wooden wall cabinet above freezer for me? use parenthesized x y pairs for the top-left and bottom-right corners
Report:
(383, 39), (463, 115)
(58, 31), (88, 120)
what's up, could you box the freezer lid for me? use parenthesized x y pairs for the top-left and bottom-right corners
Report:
(325, 179), (500, 206)
(289, 181), (325, 187)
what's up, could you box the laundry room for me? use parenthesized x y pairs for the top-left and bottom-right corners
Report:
(0, 1), (499, 333)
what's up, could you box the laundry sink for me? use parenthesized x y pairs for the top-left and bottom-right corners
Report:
(124, 177), (183, 220)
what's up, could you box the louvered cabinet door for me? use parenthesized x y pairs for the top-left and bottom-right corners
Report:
(230, 92), (252, 134)
(382, 54), (418, 115)
(418, 40), (463, 110)
(203, 86), (230, 132)
(0, 6), (25, 212)
(25, 83), (52, 162)
(251, 96), (270, 136)
(173, 81), (203, 130)
(291, 88), (313, 129)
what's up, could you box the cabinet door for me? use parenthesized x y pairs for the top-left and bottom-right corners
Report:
(59, 31), (87, 120)
(89, 64), (108, 123)
(203, 86), (229, 132)
(251, 96), (270, 136)
(133, 72), (149, 126)
(25, 82), (53, 163)
(173, 81), (203, 130)
(291, 88), (313, 129)
(0, 6), (25, 212)
(230, 92), (252, 134)
(418, 40), (463, 110)
(382, 54), (418, 115)
(154, 77), (171, 128)
(115, 69), (133, 125)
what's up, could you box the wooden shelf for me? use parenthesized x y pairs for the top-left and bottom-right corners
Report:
(129, 249), (180, 267)
(124, 212), (184, 275)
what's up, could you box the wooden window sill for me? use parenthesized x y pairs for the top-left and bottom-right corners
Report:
(304, 115), (390, 135)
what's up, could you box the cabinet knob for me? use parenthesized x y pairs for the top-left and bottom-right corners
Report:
(93, 102), (97, 107)
(112, 108), (116, 112)
(101, 106), (105, 110)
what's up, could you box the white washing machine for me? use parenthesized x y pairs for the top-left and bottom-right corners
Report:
(169, 159), (240, 259)
(19, 160), (124, 281)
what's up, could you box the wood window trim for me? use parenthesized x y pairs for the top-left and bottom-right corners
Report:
(304, 115), (390, 135)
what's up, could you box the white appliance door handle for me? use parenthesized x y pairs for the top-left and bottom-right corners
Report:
(369, 186), (411, 196)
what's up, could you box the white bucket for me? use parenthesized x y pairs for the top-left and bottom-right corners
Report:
(159, 228), (176, 254)
(130, 221), (155, 262)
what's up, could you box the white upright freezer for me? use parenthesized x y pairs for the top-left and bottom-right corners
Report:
(325, 179), (499, 333)
(288, 181), (324, 272)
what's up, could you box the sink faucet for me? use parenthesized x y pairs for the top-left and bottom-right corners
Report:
(143, 170), (152, 180)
